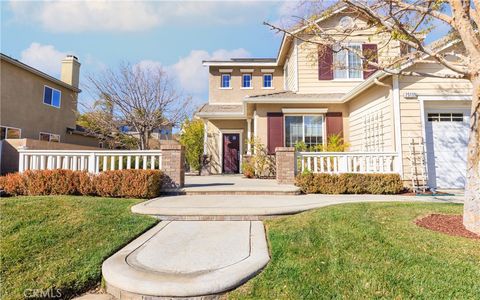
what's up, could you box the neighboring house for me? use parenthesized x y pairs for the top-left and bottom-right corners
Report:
(0, 53), (99, 148)
(196, 6), (472, 190)
(120, 121), (174, 141)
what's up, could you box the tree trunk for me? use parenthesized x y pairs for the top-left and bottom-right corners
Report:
(464, 75), (480, 234)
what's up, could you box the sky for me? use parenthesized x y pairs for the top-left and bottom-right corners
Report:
(0, 0), (450, 115)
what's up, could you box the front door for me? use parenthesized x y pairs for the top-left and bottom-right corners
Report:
(223, 133), (240, 174)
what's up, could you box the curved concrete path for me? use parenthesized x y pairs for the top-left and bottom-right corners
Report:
(132, 194), (464, 216)
(103, 221), (269, 298)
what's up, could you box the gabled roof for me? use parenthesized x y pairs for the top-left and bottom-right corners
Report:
(202, 58), (276, 67)
(0, 53), (81, 92)
(245, 91), (345, 103)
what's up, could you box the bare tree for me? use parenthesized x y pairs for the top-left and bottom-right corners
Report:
(266, 0), (479, 233)
(85, 62), (191, 150)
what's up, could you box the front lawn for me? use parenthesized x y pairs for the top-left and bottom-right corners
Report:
(0, 196), (156, 300)
(229, 202), (480, 299)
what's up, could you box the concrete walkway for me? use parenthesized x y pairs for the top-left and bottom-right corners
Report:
(132, 193), (464, 218)
(102, 221), (269, 299)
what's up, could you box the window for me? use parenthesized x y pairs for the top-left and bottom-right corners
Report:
(43, 86), (61, 108)
(39, 132), (60, 142)
(428, 112), (464, 122)
(242, 74), (252, 88)
(221, 74), (231, 88)
(333, 44), (362, 79)
(0, 126), (21, 140)
(263, 74), (273, 88)
(285, 115), (323, 148)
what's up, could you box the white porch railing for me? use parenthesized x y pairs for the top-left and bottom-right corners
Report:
(18, 150), (163, 174)
(297, 152), (399, 174)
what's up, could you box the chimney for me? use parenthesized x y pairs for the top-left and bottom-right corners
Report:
(60, 55), (81, 88)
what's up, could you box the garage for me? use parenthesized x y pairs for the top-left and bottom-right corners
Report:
(425, 107), (470, 189)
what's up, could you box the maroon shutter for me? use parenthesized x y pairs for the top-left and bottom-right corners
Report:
(362, 43), (378, 79)
(326, 112), (343, 138)
(318, 45), (333, 80)
(267, 112), (284, 154)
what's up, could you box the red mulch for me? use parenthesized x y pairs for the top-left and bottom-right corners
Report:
(415, 214), (480, 240)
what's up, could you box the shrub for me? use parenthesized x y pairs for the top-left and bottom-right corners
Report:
(295, 173), (403, 194)
(0, 169), (164, 198)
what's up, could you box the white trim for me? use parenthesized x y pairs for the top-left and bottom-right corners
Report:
(282, 108), (328, 114)
(418, 95), (472, 101)
(295, 37), (299, 92)
(392, 75), (403, 178)
(39, 131), (61, 142)
(240, 69), (254, 73)
(261, 87), (275, 90)
(247, 118), (252, 155)
(244, 98), (343, 104)
(261, 69), (275, 73)
(203, 62), (276, 67)
(0, 125), (22, 139)
(43, 85), (62, 108)
(219, 69), (233, 73)
(219, 129), (243, 174)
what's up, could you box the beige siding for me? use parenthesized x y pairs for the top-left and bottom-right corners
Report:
(285, 42), (297, 91)
(296, 13), (401, 94)
(347, 78), (394, 151)
(398, 61), (472, 180)
(208, 66), (284, 104)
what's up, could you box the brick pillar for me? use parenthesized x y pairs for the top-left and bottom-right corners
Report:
(160, 144), (185, 188)
(275, 147), (296, 185)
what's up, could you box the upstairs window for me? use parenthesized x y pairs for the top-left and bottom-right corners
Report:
(263, 74), (273, 88)
(333, 44), (362, 79)
(221, 74), (231, 88)
(242, 74), (252, 88)
(43, 86), (61, 108)
(0, 126), (21, 140)
(39, 132), (60, 142)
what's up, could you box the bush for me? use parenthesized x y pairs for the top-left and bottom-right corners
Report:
(0, 169), (164, 198)
(295, 173), (403, 194)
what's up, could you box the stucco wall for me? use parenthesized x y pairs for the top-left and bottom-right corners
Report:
(0, 59), (78, 142)
(208, 66), (284, 104)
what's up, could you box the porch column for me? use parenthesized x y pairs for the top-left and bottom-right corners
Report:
(203, 119), (208, 155)
(253, 110), (258, 154)
(247, 118), (252, 155)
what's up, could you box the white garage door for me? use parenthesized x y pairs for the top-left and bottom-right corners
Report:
(425, 109), (470, 189)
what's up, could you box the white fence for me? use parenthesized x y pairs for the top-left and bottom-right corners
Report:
(297, 152), (399, 174)
(18, 150), (163, 174)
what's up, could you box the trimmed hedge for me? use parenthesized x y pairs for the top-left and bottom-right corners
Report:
(0, 169), (164, 198)
(295, 173), (403, 194)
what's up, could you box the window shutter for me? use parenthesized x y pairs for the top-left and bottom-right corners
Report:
(326, 112), (343, 138)
(267, 112), (284, 154)
(362, 43), (378, 79)
(318, 45), (333, 80)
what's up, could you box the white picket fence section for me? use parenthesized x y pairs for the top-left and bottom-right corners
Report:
(297, 152), (399, 174)
(18, 150), (163, 174)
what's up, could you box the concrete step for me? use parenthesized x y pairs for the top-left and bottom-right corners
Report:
(164, 187), (301, 196)
(102, 221), (269, 299)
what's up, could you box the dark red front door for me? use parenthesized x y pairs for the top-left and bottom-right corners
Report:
(223, 133), (240, 173)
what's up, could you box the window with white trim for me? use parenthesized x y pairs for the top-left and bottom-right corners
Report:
(263, 74), (273, 88)
(427, 112), (463, 122)
(0, 126), (21, 140)
(43, 86), (61, 108)
(333, 44), (362, 79)
(242, 74), (252, 88)
(221, 74), (231, 88)
(39, 132), (60, 142)
(285, 115), (323, 148)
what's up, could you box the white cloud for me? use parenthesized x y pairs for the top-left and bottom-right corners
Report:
(7, 0), (271, 33)
(170, 48), (250, 94)
(135, 60), (163, 72)
(20, 42), (69, 76)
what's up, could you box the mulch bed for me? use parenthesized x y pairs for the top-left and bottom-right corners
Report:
(415, 214), (480, 240)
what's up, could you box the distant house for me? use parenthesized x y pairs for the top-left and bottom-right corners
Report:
(0, 53), (99, 147)
(120, 121), (174, 141)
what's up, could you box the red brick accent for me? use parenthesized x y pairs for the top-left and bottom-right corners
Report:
(275, 147), (296, 185)
(160, 144), (185, 188)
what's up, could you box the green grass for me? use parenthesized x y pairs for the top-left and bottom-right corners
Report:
(229, 202), (480, 300)
(0, 196), (157, 300)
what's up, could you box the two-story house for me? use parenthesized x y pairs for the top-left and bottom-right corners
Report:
(0, 53), (99, 147)
(196, 6), (472, 190)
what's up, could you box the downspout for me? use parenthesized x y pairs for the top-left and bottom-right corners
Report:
(392, 75), (404, 178)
